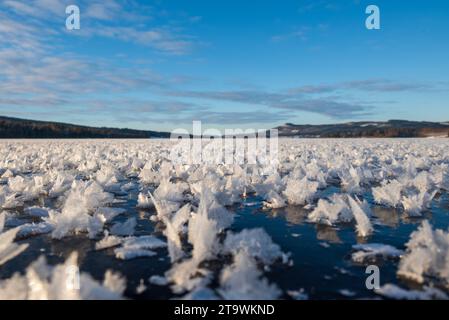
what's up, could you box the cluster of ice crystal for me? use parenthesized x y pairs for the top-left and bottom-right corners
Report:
(161, 188), (286, 299)
(114, 235), (167, 260)
(397, 221), (449, 287)
(308, 194), (373, 237)
(373, 176), (438, 216)
(218, 251), (281, 300)
(351, 243), (403, 264)
(45, 181), (114, 239)
(0, 252), (126, 300)
(376, 284), (448, 300)
(1, 138), (448, 300)
(0, 212), (28, 266)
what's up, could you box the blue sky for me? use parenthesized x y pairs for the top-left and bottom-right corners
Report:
(0, 0), (448, 132)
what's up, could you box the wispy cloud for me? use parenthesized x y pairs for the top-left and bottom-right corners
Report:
(4, 0), (67, 18)
(91, 26), (195, 55)
(84, 1), (124, 21)
(274, 99), (372, 119)
(0, 50), (164, 97)
(1, 0), (197, 55)
(297, 0), (341, 13)
(271, 27), (309, 42)
(116, 109), (292, 125)
(168, 89), (373, 119)
(0, 0), (197, 115)
(167, 78), (438, 120)
(289, 79), (436, 94)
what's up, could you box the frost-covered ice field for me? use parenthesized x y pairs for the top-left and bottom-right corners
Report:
(1, 138), (449, 300)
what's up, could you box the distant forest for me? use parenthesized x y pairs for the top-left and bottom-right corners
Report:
(276, 120), (449, 138)
(1, 116), (448, 139)
(0, 116), (170, 139)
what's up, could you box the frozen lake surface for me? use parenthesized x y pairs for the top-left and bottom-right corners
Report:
(1, 139), (449, 300)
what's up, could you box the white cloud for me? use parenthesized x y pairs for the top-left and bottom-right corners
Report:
(0, 3), (179, 115)
(1, 0), (196, 55)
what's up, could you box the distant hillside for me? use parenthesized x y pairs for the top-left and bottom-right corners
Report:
(275, 120), (449, 138)
(1, 116), (448, 139)
(0, 116), (170, 139)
